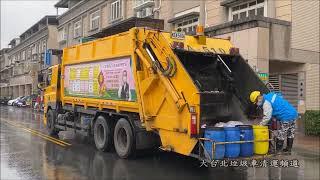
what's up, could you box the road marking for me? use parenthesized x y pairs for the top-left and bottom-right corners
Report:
(17, 123), (72, 146)
(1, 119), (71, 147)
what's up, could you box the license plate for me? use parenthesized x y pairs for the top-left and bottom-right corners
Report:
(171, 31), (185, 40)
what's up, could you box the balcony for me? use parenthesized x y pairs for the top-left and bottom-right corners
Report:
(134, 0), (155, 10)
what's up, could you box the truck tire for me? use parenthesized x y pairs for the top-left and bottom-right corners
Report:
(114, 118), (135, 158)
(46, 109), (58, 136)
(94, 116), (112, 152)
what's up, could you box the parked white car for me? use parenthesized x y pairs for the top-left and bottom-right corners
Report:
(7, 96), (23, 106)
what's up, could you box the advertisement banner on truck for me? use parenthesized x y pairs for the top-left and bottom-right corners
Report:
(64, 57), (136, 101)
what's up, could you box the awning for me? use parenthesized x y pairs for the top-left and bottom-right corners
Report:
(168, 12), (199, 23)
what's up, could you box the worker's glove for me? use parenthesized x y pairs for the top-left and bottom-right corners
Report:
(259, 121), (267, 126)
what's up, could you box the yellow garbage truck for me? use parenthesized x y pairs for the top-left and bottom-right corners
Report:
(41, 27), (268, 160)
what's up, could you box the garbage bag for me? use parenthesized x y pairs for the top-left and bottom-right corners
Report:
(214, 122), (226, 127)
(225, 121), (244, 127)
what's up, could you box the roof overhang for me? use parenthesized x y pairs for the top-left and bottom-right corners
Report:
(91, 17), (164, 38)
(220, 0), (250, 7)
(54, 0), (69, 8)
(168, 12), (199, 23)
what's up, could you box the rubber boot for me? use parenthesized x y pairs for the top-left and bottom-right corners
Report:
(268, 139), (275, 154)
(276, 139), (284, 152)
(283, 138), (293, 153)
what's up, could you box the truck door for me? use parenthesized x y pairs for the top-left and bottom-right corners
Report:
(44, 65), (60, 108)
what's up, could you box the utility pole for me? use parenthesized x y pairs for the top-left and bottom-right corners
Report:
(197, 0), (205, 36)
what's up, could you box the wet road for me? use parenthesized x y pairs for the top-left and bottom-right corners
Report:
(0, 105), (319, 180)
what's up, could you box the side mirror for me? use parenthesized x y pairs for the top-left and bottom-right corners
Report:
(38, 74), (44, 82)
(37, 83), (44, 91)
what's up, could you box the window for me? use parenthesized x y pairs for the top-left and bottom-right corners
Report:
(46, 69), (52, 87)
(232, 6), (239, 11)
(239, 4), (248, 10)
(27, 48), (32, 60)
(233, 14), (239, 20)
(175, 17), (199, 34)
(111, 0), (122, 21)
(249, 1), (256, 6)
(74, 20), (82, 38)
(249, 9), (255, 17)
(240, 12), (246, 19)
(257, 7), (264, 16)
(21, 50), (25, 60)
(134, 0), (154, 18)
(257, 0), (264, 4)
(36, 43), (40, 53)
(32, 44), (37, 55)
(90, 10), (100, 30)
(58, 27), (67, 42)
(230, 0), (265, 21)
(42, 40), (47, 52)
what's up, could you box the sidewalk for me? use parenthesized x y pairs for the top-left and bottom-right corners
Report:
(293, 131), (320, 155)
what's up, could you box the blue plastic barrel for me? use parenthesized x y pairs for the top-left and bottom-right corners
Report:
(204, 127), (225, 159)
(237, 125), (254, 157)
(224, 127), (240, 158)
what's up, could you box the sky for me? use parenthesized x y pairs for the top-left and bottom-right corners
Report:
(0, 0), (66, 48)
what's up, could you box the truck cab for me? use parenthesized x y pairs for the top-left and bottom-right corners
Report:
(41, 65), (60, 127)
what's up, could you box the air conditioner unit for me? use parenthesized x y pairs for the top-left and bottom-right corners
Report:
(145, 7), (153, 17)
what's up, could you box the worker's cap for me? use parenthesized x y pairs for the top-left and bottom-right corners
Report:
(250, 91), (261, 103)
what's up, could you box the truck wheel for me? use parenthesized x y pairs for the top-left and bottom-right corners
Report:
(46, 109), (58, 136)
(114, 118), (135, 158)
(94, 116), (112, 152)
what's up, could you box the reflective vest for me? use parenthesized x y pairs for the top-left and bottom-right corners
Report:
(263, 92), (298, 122)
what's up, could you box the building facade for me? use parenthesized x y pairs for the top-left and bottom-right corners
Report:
(0, 16), (59, 98)
(54, 0), (319, 112)
(0, 48), (11, 97)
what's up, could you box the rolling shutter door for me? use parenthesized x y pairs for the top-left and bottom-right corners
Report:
(269, 74), (298, 108)
(281, 74), (298, 108)
(269, 75), (281, 93)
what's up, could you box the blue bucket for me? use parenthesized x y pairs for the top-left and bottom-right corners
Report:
(224, 127), (240, 158)
(237, 125), (254, 157)
(204, 127), (225, 159)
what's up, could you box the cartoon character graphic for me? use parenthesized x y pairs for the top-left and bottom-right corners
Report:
(118, 70), (131, 101)
(98, 71), (105, 96)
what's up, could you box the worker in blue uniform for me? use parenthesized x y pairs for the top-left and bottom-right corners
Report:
(250, 91), (298, 153)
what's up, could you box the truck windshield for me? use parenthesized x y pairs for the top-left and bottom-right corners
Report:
(45, 69), (52, 87)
